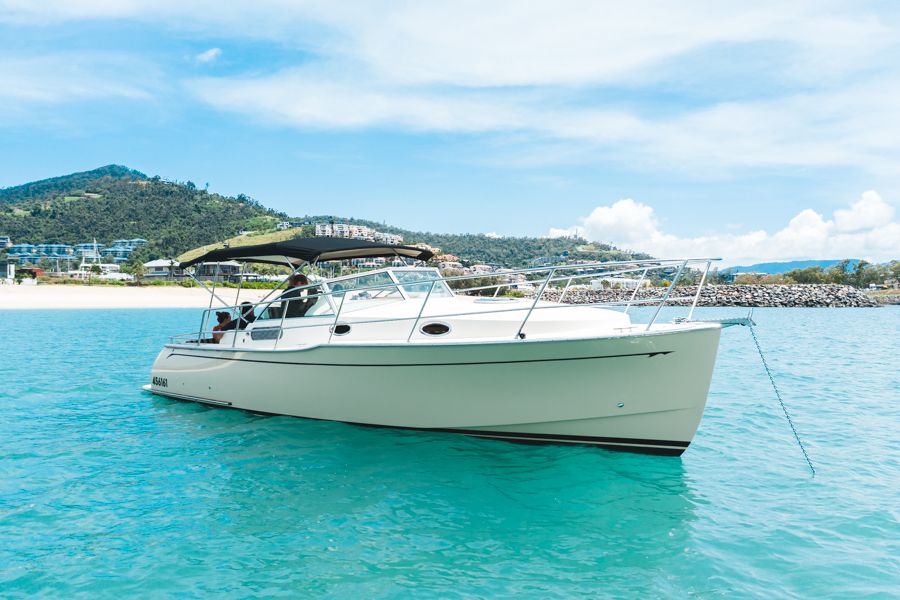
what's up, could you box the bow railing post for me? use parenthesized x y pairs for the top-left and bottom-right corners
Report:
(328, 290), (347, 344)
(687, 260), (712, 321)
(624, 267), (649, 314)
(646, 260), (687, 331)
(407, 281), (436, 342)
(515, 267), (556, 340)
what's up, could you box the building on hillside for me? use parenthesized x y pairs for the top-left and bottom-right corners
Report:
(35, 243), (74, 258)
(439, 261), (463, 270)
(350, 257), (386, 268)
(373, 231), (403, 245)
(590, 277), (650, 291)
(7, 243), (36, 263)
(143, 259), (185, 279)
(469, 264), (494, 274)
(74, 242), (105, 259)
(276, 221), (304, 231)
(315, 222), (375, 240)
(194, 261), (241, 281)
(103, 239), (148, 263)
(0, 236), (11, 249)
(7, 243), (75, 267)
(411, 243), (440, 256)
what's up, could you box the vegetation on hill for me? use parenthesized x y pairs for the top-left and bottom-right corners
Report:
(0, 165), (283, 258)
(732, 260), (900, 288)
(2, 166), (648, 268)
(177, 226), (316, 263)
(297, 215), (650, 267)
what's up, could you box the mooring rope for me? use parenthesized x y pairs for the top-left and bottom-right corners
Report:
(748, 323), (816, 476)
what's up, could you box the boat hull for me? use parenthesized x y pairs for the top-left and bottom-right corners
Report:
(148, 324), (722, 455)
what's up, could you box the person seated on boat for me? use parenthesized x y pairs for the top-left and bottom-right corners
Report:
(219, 302), (256, 332)
(281, 274), (318, 318)
(237, 302), (256, 329)
(210, 311), (233, 343)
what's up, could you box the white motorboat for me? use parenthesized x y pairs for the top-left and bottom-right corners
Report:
(147, 238), (742, 455)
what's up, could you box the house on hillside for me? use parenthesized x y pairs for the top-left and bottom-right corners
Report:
(194, 261), (241, 281)
(0, 236), (11, 249)
(143, 259), (185, 279)
(591, 277), (649, 291)
(276, 221), (303, 231)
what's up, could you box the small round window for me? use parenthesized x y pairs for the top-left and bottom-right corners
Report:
(421, 322), (450, 336)
(331, 324), (351, 336)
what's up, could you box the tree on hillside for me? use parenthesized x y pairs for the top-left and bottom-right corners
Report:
(784, 266), (826, 284)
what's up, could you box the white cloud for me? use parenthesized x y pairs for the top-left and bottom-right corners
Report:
(3, 2), (890, 85)
(4, 2), (900, 176)
(188, 69), (531, 131)
(484, 232), (501, 239)
(549, 192), (900, 265)
(195, 47), (221, 63)
(186, 66), (900, 175)
(0, 55), (153, 104)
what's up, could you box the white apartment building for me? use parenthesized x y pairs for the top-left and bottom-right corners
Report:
(315, 223), (403, 245)
(373, 231), (403, 245)
(315, 223), (370, 239)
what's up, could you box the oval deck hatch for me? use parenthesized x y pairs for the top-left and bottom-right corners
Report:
(421, 322), (450, 336)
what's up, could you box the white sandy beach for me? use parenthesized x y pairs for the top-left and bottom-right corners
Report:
(0, 284), (272, 309)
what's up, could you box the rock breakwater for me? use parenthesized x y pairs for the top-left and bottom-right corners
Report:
(529, 284), (879, 308)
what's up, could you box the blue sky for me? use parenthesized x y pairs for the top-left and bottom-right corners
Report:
(1, 1), (898, 264)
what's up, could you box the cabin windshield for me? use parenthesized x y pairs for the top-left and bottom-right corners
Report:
(392, 269), (453, 298)
(257, 283), (334, 321)
(327, 271), (404, 313)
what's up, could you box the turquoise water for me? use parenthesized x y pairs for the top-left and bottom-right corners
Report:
(1, 307), (898, 598)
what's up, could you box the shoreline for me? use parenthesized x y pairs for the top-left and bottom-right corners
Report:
(0, 284), (272, 310)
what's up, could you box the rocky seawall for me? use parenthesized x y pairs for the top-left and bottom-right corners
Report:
(530, 284), (880, 308)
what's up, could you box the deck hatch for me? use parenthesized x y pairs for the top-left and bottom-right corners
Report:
(421, 322), (451, 336)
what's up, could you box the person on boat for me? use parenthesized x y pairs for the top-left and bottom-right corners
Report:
(220, 302), (256, 331)
(281, 274), (317, 318)
(211, 311), (233, 343)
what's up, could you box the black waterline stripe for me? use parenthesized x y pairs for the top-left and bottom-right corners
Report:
(167, 349), (673, 367)
(148, 389), (688, 449)
(424, 427), (690, 448)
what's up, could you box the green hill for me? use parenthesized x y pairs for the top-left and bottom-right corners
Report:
(1, 166), (648, 267)
(0, 165), (282, 258)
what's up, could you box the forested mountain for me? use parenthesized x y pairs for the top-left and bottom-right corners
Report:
(0, 166), (282, 258)
(1, 166), (647, 266)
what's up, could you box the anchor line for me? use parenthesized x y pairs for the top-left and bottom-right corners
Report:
(748, 323), (816, 477)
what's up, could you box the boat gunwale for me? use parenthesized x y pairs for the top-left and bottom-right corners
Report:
(162, 320), (722, 355)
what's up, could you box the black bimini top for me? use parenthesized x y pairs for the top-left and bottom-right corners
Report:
(179, 237), (433, 268)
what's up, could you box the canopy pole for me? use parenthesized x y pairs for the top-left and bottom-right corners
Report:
(188, 271), (233, 308)
(231, 262), (244, 348)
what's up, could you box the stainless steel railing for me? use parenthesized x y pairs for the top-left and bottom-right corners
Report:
(172, 257), (719, 346)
